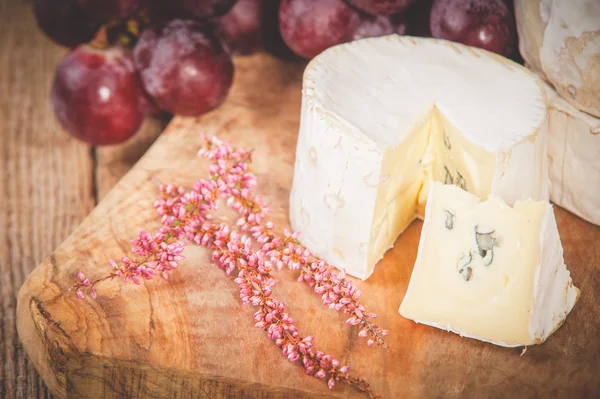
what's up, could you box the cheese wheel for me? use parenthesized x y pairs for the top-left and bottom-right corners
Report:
(514, 0), (548, 78)
(515, 0), (600, 118)
(290, 35), (549, 280)
(545, 82), (600, 226)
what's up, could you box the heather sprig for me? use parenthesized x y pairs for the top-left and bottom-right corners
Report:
(200, 224), (378, 398)
(73, 229), (185, 299)
(75, 135), (388, 347)
(72, 135), (387, 396)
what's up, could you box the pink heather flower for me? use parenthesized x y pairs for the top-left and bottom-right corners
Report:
(328, 378), (336, 389)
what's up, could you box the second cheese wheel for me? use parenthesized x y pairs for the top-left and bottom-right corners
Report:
(545, 82), (600, 226)
(515, 0), (600, 118)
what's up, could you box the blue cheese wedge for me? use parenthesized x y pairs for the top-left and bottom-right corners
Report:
(399, 182), (579, 347)
(290, 35), (549, 280)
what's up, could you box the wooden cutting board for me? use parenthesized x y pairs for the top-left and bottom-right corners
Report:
(16, 53), (600, 399)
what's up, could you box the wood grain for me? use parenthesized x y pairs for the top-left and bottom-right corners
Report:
(95, 117), (168, 201)
(16, 53), (600, 398)
(0, 0), (166, 397)
(0, 1), (92, 398)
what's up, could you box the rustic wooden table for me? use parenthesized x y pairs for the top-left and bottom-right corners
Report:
(0, 0), (167, 396)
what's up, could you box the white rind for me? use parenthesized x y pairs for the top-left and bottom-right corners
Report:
(545, 82), (600, 226)
(290, 97), (383, 280)
(539, 0), (600, 118)
(491, 125), (549, 207)
(302, 36), (547, 151)
(515, 0), (547, 77)
(529, 204), (579, 342)
(290, 35), (549, 279)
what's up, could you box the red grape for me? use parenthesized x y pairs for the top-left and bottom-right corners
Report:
(216, 0), (262, 55)
(172, 0), (238, 19)
(344, 0), (417, 16)
(133, 19), (234, 116)
(352, 14), (407, 40)
(430, 0), (516, 57)
(279, 0), (360, 59)
(33, 0), (100, 47)
(75, 0), (146, 22)
(51, 45), (146, 145)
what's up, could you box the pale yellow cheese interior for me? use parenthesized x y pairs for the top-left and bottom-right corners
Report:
(368, 107), (496, 266)
(399, 185), (545, 345)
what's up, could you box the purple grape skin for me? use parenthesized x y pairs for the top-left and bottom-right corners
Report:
(75, 0), (146, 22)
(51, 45), (146, 145)
(344, 0), (417, 16)
(172, 0), (238, 19)
(279, 0), (361, 59)
(430, 0), (516, 57)
(133, 19), (234, 116)
(216, 0), (262, 55)
(32, 0), (100, 47)
(352, 14), (407, 40)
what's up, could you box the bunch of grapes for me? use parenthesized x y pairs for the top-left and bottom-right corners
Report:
(278, 0), (517, 59)
(34, 0), (275, 145)
(35, 0), (517, 146)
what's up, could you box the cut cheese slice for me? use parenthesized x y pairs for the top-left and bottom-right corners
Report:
(399, 182), (579, 347)
(290, 35), (549, 280)
(545, 82), (600, 226)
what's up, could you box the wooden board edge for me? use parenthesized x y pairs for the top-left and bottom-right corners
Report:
(17, 259), (336, 399)
(17, 259), (70, 399)
(66, 354), (334, 398)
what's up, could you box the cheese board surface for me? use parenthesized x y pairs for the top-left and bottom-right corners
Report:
(17, 53), (600, 398)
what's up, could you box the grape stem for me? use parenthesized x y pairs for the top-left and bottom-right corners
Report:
(89, 26), (110, 49)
